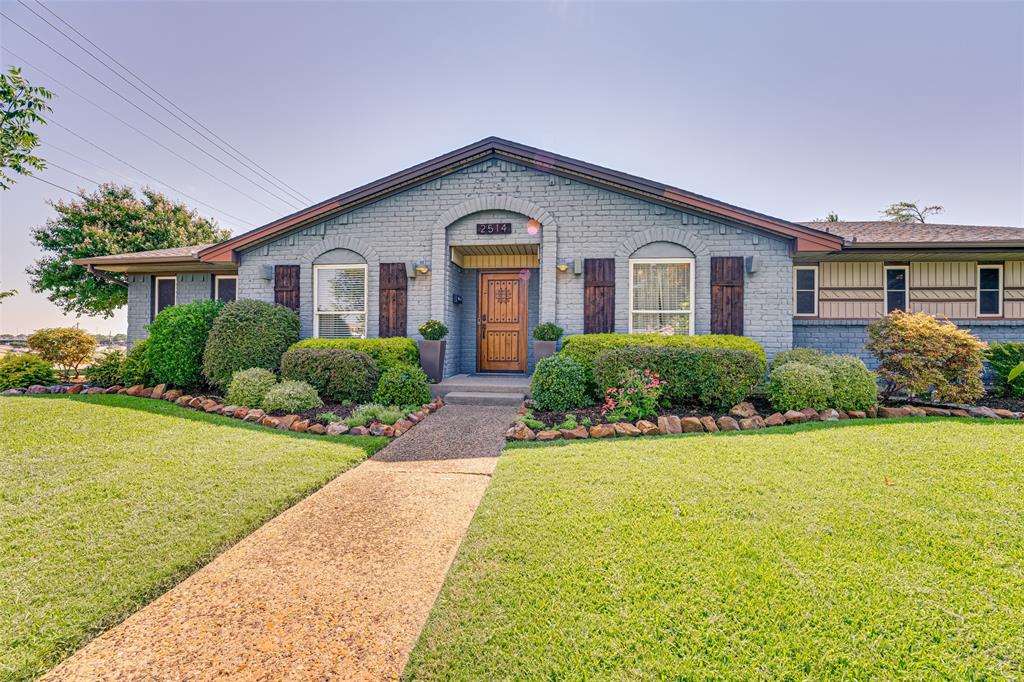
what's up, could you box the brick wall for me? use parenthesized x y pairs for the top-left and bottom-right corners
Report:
(126, 273), (212, 346)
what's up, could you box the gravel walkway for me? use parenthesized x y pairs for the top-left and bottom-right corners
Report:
(43, 405), (512, 681)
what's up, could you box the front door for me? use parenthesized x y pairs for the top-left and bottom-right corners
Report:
(478, 271), (528, 373)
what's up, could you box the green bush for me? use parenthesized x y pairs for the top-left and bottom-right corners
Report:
(0, 353), (56, 390)
(533, 322), (564, 342)
(280, 347), (378, 404)
(373, 365), (431, 407)
(261, 380), (322, 414)
(770, 347), (824, 371)
(987, 341), (1024, 397)
(203, 300), (300, 390)
(146, 299), (223, 388)
(122, 339), (156, 386)
(27, 327), (97, 380)
(818, 355), (878, 411)
(418, 319), (449, 340)
(345, 403), (406, 427)
(531, 354), (589, 412)
(289, 337), (418, 377)
(225, 368), (278, 408)
(85, 350), (125, 387)
(561, 333), (766, 395)
(766, 362), (833, 412)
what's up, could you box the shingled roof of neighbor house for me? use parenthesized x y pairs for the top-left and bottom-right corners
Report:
(800, 221), (1024, 247)
(80, 244), (214, 263)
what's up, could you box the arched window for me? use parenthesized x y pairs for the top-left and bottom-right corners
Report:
(628, 243), (695, 335)
(313, 249), (367, 338)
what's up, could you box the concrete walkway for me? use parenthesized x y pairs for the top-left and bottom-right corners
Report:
(44, 405), (517, 681)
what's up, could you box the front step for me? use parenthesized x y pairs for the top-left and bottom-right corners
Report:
(442, 391), (526, 406)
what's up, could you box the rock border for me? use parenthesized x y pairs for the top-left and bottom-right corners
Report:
(1, 383), (443, 438)
(505, 400), (1024, 441)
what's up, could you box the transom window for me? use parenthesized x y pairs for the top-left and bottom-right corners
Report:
(628, 258), (694, 335)
(214, 275), (237, 303)
(793, 266), (818, 316)
(313, 264), (367, 338)
(884, 266), (908, 313)
(153, 276), (176, 318)
(978, 265), (1002, 316)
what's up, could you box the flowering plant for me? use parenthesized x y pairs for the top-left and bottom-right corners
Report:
(602, 368), (665, 422)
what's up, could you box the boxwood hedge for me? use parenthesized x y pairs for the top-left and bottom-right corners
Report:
(280, 347), (379, 404)
(289, 337), (418, 377)
(202, 300), (300, 390)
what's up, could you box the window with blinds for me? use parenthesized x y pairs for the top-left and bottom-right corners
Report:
(629, 259), (694, 334)
(314, 264), (367, 338)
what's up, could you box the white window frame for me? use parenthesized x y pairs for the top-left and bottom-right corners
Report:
(977, 264), (1003, 317)
(313, 263), (368, 339)
(793, 266), (819, 317)
(627, 257), (696, 335)
(214, 275), (238, 302)
(883, 265), (909, 314)
(153, 276), (176, 317)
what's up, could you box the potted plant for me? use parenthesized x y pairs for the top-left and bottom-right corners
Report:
(417, 319), (449, 382)
(532, 322), (564, 364)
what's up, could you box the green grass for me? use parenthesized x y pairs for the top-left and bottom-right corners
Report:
(0, 395), (387, 682)
(406, 419), (1024, 680)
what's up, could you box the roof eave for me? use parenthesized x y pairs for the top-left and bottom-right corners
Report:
(843, 240), (1024, 250)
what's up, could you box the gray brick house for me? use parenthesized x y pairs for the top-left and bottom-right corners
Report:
(79, 138), (1024, 375)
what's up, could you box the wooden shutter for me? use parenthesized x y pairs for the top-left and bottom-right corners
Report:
(378, 263), (408, 338)
(711, 256), (744, 335)
(274, 265), (300, 310)
(584, 258), (615, 334)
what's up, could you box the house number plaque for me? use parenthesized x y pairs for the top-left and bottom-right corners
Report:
(476, 222), (512, 235)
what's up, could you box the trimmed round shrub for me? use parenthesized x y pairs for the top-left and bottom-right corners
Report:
(147, 299), (223, 388)
(85, 350), (125, 387)
(226, 367), (278, 408)
(289, 337), (418, 377)
(261, 380), (322, 414)
(766, 362), (833, 412)
(27, 327), (97, 380)
(531, 354), (589, 412)
(0, 353), (56, 390)
(373, 365), (431, 407)
(818, 355), (877, 411)
(203, 300), (300, 390)
(281, 347), (379, 404)
(533, 322), (564, 341)
(122, 339), (156, 386)
(987, 341), (1024, 397)
(770, 347), (824, 371)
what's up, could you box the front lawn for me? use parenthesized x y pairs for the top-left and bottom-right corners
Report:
(407, 419), (1024, 679)
(0, 395), (386, 682)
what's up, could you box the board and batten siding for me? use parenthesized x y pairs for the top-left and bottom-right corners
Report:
(1007, 260), (1024, 318)
(819, 262), (883, 319)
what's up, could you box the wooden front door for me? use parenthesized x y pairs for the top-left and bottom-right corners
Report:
(478, 271), (528, 373)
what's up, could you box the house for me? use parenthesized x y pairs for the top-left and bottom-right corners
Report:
(77, 137), (1024, 375)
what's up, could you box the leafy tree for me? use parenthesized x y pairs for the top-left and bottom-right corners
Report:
(0, 288), (15, 303)
(26, 327), (97, 380)
(823, 212), (840, 222)
(0, 66), (53, 190)
(27, 184), (230, 317)
(881, 201), (944, 223)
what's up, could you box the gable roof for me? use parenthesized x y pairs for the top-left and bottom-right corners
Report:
(197, 137), (844, 262)
(800, 221), (1024, 248)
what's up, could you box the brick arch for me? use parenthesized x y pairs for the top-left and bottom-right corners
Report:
(299, 234), (380, 266)
(614, 226), (711, 258)
(298, 234), (381, 338)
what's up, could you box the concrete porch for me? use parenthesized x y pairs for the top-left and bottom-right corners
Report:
(430, 373), (531, 406)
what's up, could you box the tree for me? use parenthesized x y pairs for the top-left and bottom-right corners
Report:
(881, 201), (944, 223)
(816, 212), (840, 222)
(27, 184), (230, 317)
(0, 288), (15, 303)
(1, 66), (53, 190)
(27, 327), (97, 380)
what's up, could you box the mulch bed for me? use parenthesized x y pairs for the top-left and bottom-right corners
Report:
(267, 402), (358, 425)
(529, 396), (775, 429)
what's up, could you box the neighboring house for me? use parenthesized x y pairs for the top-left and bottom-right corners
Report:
(77, 137), (1024, 375)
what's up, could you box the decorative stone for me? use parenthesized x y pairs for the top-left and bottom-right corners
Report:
(291, 419), (309, 433)
(326, 422), (349, 436)
(188, 397), (204, 408)
(105, 386), (122, 394)
(222, 405), (239, 417)
(202, 400), (222, 413)
(878, 406), (909, 418)
(636, 420), (661, 436)
(764, 412), (786, 427)
(949, 409), (969, 417)
(659, 415), (682, 434)
(163, 389), (182, 402)
(50, 385), (68, 394)
(680, 416), (704, 433)
(349, 426), (370, 436)
(151, 384), (166, 400)
(819, 408), (840, 421)
(699, 416), (719, 433)
(993, 408), (1016, 419)
(561, 426), (590, 439)
(589, 424), (615, 438)
(26, 385), (50, 394)
(233, 407), (249, 420)
(261, 416), (280, 428)
(922, 407), (951, 417)
(245, 408), (266, 422)
(85, 387), (106, 395)
(613, 422), (641, 436)
(407, 412), (421, 423)
(717, 416), (740, 431)
(307, 423), (327, 435)
(369, 423), (393, 437)
(837, 410), (849, 420)
(393, 419), (413, 436)
(783, 410), (807, 424)
(738, 417), (763, 430)
(904, 405), (927, 417)
(848, 410), (867, 419)
(117, 388), (128, 394)
(65, 383), (85, 394)
(536, 430), (561, 441)
(800, 408), (819, 420)
(729, 402), (757, 419)
(277, 415), (299, 430)
(506, 423), (536, 441)
(1, 388), (24, 395)
(867, 405), (878, 418)
(176, 395), (192, 405)
(138, 388), (153, 398)
(967, 406), (1000, 419)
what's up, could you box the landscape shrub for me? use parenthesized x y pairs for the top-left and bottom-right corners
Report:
(280, 347), (378, 404)
(770, 347), (824, 371)
(987, 341), (1024, 398)
(817, 355), (878, 411)
(225, 367), (278, 408)
(372, 365), (431, 407)
(261, 380), (322, 414)
(289, 337), (418, 377)
(561, 333), (766, 395)
(0, 353), (56, 390)
(122, 339), (156, 386)
(533, 322), (564, 341)
(766, 362), (833, 412)
(84, 350), (125, 387)
(345, 403), (406, 427)
(146, 299), (223, 388)
(418, 319), (449, 340)
(602, 368), (664, 422)
(531, 354), (589, 412)
(866, 311), (985, 403)
(26, 327), (97, 380)
(203, 300), (300, 390)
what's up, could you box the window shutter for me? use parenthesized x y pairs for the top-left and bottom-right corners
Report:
(710, 256), (744, 335)
(584, 258), (615, 334)
(274, 265), (300, 310)
(379, 263), (407, 338)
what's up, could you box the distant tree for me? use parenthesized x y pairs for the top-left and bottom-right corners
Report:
(27, 184), (230, 317)
(27, 327), (97, 380)
(0, 288), (15, 303)
(822, 212), (840, 222)
(882, 201), (944, 223)
(0, 66), (53, 190)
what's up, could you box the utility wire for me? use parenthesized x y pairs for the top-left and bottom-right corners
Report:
(0, 10), (298, 211)
(2, 45), (281, 215)
(46, 159), (100, 185)
(18, 0), (311, 206)
(30, 173), (76, 194)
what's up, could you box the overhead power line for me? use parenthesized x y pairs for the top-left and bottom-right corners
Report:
(46, 159), (100, 185)
(30, 173), (77, 194)
(18, 0), (312, 206)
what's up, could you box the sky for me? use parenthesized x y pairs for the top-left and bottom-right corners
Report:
(1, 0), (1022, 334)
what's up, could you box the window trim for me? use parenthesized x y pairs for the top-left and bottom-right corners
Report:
(153, 276), (176, 318)
(883, 265), (909, 314)
(312, 263), (368, 339)
(793, 265), (819, 317)
(977, 264), (1003, 317)
(627, 257), (696, 335)
(214, 274), (238, 303)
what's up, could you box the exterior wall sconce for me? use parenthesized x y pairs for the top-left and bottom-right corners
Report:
(526, 219), (542, 236)
(414, 260), (431, 274)
(556, 257), (574, 272)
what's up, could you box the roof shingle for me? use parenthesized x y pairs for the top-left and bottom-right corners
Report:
(799, 221), (1024, 245)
